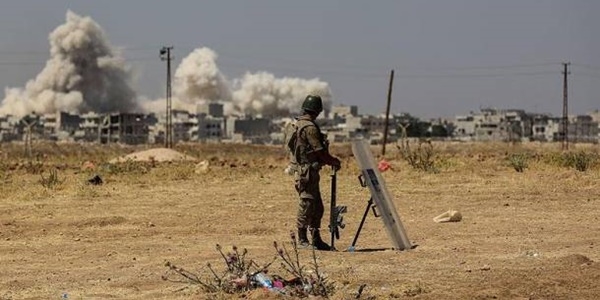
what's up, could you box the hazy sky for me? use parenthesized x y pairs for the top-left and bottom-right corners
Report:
(0, 0), (598, 118)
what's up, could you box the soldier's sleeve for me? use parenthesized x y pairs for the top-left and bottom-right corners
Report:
(303, 125), (325, 153)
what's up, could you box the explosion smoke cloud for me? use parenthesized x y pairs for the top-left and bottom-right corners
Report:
(0, 11), (138, 117)
(1, 11), (332, 118)
(144, 47), (332, 117)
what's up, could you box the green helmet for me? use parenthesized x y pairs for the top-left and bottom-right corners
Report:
(301, 95), (323, 114)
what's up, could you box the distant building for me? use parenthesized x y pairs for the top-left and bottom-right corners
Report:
(197, 102), (224, 118)
(454, 115), (475, 140)
(1, 103), (598, 145)
(330, 105), (358, 118)
(566, 115), (599, 144)
(79, 112), (102, 142)
(531, 114), (560, 142)
(225, 117), (272, 143)
(454, 108), (533, 142)
(171, 110), (196, 143)
(195, 115), (224, 141)
(99, 113), (149, 144)
(40, 112), (82, 141)
(0, 115), (21, 142)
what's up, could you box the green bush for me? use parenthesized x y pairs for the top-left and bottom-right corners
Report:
(542, 151), (598, 172)
(396, 139), (439, 173)
(507, 153), (529, 172)
(563, 151), (598, 172)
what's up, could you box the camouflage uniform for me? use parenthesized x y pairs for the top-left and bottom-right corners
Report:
(292, 115), (327, 230)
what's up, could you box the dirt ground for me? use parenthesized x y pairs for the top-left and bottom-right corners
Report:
(0, 143), (599, 299)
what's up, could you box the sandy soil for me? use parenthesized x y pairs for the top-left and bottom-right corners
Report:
(0, 145), (599, 299)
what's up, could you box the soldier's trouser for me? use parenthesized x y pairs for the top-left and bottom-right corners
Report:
(295, 167), (324, 229)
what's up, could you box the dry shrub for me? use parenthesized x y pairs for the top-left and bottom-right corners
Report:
(541, 150), (599, 172)
(507, 153), (529, 172)
(102, 159), (151, 175)
(163, 234), (336, 298)
(75, 181), (100, 199)
(396, 139), (439, 173)
(39, 168), (64, 189)
(0, 165), (10, 183)
(24, 159), (45, 174)
(160, 163), (195, 181)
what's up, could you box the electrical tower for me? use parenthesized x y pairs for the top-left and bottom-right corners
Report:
(561, 62), (570, 150)
(160, 46), (174, 148)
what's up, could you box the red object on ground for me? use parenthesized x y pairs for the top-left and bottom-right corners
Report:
(81, 161), (96, 171)
(378, 160), (391, 172)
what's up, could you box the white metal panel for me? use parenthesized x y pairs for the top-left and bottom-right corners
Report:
(351, 139), (412, 250)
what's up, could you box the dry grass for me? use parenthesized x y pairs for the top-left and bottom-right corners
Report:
(0, 141), (599, 299)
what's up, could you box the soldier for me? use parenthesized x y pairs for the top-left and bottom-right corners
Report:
(290, 95), (341, 250)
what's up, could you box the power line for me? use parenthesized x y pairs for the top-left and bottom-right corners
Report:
(0, 56), (160, 66)
(395, 62), (561, 72)
(218, 58), (560, 80)
(0, 51), (590, 82)
(575, 72), (600, 79)
(215, 48), (562, 72)
(392, 70), (557, 79)
(0, 61), (47, 66)
(572, 63), (600, 72)
(0, 50), (49, 55)
(0, 58), (561, 81)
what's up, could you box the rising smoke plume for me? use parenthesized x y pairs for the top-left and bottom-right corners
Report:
(144, 47), (332, 117)
(0, 11), (138, 117)
(0, 10), (332, 118)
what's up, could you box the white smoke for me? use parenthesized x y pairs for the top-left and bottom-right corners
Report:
(174, 48), (232, 103)
(143, 47), (332, 117)
(231, 72), (331, 116)
(0, 11), (138, 117)
(0, 10), (331, 118)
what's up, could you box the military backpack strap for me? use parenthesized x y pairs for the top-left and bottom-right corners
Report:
(295, 121), (316, 140)
(292, 121), (319, 164)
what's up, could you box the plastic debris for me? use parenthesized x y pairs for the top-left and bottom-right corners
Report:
(433, 210), (462, 223)
(378, 159), (391, 172)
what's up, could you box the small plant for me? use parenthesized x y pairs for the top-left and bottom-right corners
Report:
(39, 168), (64, 189)
(163, 244), (275, 294)
(544, 151), (598, 172)
(170, 164), (195, 181)
(507, 153), (528, 172)
(566, 151), (597, 172)
(402, 281), (427, 297)
(396, 139), (438, 173)
(0, 167), (9, 183)
(274, 232), (336, 297)
(24, 159), (45, 174)
(162, 233), (336, 298)
(103, 159), (150, 175)
(76, 182), (100, 198)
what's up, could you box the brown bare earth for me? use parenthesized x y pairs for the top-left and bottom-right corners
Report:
(0, 142), (599, 299)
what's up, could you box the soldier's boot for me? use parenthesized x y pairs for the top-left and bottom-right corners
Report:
(311, 229), (331, 251)
(297, 227), (310, 248)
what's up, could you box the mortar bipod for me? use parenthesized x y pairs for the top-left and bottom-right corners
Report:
(349, 174), (381, 250)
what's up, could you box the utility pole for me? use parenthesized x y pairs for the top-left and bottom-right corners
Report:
(160, 46), (174, 148)
(562, 62), (570, 150)
(22, 119), (37, 158)
(381, 69), (395, 156)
